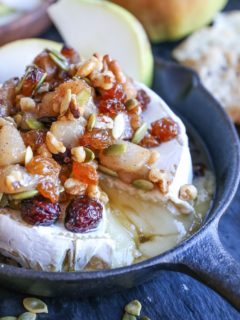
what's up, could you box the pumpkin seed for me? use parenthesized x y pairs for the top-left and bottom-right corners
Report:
(122, 313), (136, 320)
(32, 72), (47, 95)
(77, 88), (91, 107)
(125, 300), (142, 316)
(18, 312), (36, 320)
(0, 317), (17, 320)
(0, 193), (3, 202)
(103, 143), (126, 156)
(112, 113), (125, 139)
(10, 190), (38, 201)
(84, 147), (95, 162)
(125, 98), (138, 111)
(26, 118), (44, 130)
(98, 165), (118, 177)
(132, 179), (154, 191)
(49, 53), (69, 71)
(48, 48), (66, 61)
(23, 297), (48, 314)
(60, 89), (72, 114)
(140, 317), (151, 320)
(87, 113), (96, 131)
(131, 123), (148, 144)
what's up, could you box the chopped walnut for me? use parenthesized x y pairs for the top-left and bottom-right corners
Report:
(179, 184), (198, 201)
(64, 178), (87, 195)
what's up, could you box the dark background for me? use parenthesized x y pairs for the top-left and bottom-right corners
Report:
(1, 1), (240, 319)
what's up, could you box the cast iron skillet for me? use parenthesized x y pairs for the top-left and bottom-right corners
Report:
(0, 59), (240, 309)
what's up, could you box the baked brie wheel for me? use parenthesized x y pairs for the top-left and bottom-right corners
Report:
(0, 45), (209, 271)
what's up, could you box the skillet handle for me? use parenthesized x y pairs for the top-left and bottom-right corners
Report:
(176, 223), (240, 309)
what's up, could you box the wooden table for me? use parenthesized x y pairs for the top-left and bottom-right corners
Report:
(0, 1), (240, 319)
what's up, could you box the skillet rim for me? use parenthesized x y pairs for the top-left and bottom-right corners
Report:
(0, 61), (239, 282)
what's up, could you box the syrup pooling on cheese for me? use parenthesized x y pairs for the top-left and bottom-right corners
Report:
(0, 46), (214, 271)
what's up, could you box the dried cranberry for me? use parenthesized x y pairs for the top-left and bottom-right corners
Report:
(136, 89), (150, 110)
(65, 196), (103, 233)
(98, 98), (125, 117)
(151, 117), (179, 143)
(99, 83), (126, 102)
(21, 196), (61, 226)
(53, 148), (72, 165)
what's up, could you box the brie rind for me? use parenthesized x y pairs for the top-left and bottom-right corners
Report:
(0, 207), (137, 271)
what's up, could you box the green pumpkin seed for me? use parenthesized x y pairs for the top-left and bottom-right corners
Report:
(125, 300), (142, 316)
(132, 180), (154, 191)
(49, 53), (69, 71)
(18, 312), (36, 320)
(23, 297), (48, 314)
(48, 48), (66, 62)
(122, 313), (136, 320)
(112, 113), (125, 139)
(84, 147), (95, 162)
(131, 123), (148, 144)
(98, 165), (118, 177)
(0, 317), (17, 320)
(103, 143), (126, 156)
(87, 113), (96, 131)
(26, 118), (44, 130)
(77, 88), (91, 107)
(125, 98), (138, 111)
(10, 190), (38, 201)
(32, 72), (47, 95)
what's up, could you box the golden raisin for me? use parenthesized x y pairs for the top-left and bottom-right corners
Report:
(72, 162), (98, 185)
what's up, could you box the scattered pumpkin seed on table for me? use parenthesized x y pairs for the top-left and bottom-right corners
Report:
(125, 300), (142, 316)
(122, 313), (136, 320)
(18, 312), (36, 320)
(23, 297), (48, 314)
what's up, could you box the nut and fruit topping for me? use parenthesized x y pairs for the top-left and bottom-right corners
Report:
(65, 195), (103, 233)
(21, 195), (61, 226)
(150, 117), (179, 143)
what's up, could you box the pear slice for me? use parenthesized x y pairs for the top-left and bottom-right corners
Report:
(48, 0), (153, 86)
(0, 38), (61, 83)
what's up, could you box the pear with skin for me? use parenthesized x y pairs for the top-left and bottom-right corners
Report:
(48, 0), (153, 86)
(0, 38), (61, 83)
(111, 0), (228, 43)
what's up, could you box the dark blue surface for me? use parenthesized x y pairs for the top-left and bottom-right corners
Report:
(0, 0), (240, 319)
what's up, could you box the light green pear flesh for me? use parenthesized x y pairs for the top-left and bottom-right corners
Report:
(0, 38), (62, 83)
(48, 0), (153, 86)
